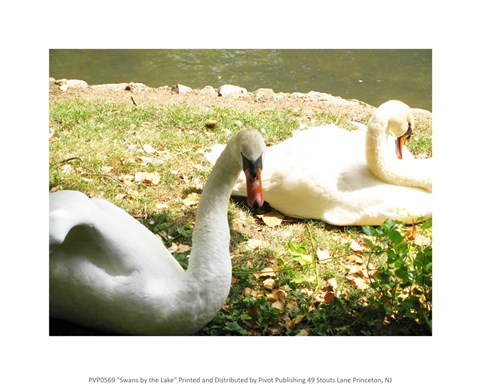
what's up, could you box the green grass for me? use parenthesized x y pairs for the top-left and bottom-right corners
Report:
(50, 99), (432, 336)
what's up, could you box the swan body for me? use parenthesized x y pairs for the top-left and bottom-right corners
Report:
(206, 100), (432, 226)
(50, 129), (265, 335)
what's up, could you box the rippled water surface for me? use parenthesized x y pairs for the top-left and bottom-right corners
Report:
(50, 49), (431, 110)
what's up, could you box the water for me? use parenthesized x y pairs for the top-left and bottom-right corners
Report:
(50, 49), (432, 110)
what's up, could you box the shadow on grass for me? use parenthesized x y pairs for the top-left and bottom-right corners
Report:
(49, 196), (431, 336)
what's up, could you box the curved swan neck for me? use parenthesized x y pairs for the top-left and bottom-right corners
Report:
(366, 106), (432, 191)
(365, 112), (391, 169)
(186, 142), (240, 279)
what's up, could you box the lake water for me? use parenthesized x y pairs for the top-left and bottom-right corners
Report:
(50, 49), (432, 110)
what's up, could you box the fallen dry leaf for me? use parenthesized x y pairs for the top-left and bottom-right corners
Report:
(267, 288), (287, 303)
(136, 156), (153, 165)
(314, 290), (335, 303)
(350, 239), (365, 252)
(101, 165), (113, 173)
(135, 172), (160, 185)
(323, 291), (335, 303)
(271, 300), (284, 311)
(300, 288), (314, 297)
(317, 249), (332, 263)
(245, 238), (267, 251)
(292, 314), (304, 326)
(327, 277), (338, 289)
(368, 268), (378, 278)
(167, 243), (178, 253)
(348, 265), (362, 275)
(155, 202), (169, 210)
(182, 192), (201, 207)
(257, 210), (284, 227)
(167, 243), (190, 253)
(263, 278), (276, 290)
(346, 255), (364, 264)
(339, 261), (350, 271)
(348, 264), (376, 280)
(260, 267), (277, 278)
(286, 303), (298, 312)
(299, 254), (313, 265)
(414, 233), (431, 246)
(296, 329), (309, 336)
(142, 143), (157, 155)
(244, 288), (264, 299)
(346, 275), (370, 290)
(176, 244), (191, 253)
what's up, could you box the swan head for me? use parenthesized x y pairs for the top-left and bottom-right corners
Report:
(377, 100), (414, 160)
(232, 129), (266, 208)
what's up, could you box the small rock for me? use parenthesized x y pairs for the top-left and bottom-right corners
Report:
(200, 85), (218, 97)
(291, 92), (306, 99)
(55, 78), (68, 86)
(66, 79), (88, 88)
(254, 88), (275, 102)
(172, 84), (192, 94)
(126, 82), (149, 91)
(307, 91), (333, 101)
(55, 78), (88, 91)
(218, 84), (247, 98)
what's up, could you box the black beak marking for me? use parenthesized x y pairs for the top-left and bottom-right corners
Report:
(241, 152), (263, 178)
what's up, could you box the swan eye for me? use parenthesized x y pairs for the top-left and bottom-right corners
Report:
(241, 152), (263, 179)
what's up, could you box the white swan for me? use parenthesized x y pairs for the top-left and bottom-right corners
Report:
(49, 128), (265, 335)
(206, 100), (431, 226)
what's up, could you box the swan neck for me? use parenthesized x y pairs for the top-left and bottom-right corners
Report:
(187, 145), (240, 279)
(366, 115), (431, 191)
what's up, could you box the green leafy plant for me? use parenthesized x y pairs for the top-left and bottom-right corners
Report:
(362, 219), (432, 333)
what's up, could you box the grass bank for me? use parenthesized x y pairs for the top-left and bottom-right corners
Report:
(49, 99), (432, 335)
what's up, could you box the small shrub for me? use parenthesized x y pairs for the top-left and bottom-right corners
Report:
(362, 219), (432, 334)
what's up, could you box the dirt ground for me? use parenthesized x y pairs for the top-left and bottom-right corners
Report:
(49, 79), (432, 125)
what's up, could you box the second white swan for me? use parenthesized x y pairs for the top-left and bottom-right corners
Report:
(206, 100), (432, 226)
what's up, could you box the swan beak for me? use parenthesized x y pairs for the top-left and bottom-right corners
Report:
(395, 136), (405, 159)
(242, 154), (264, 208)
(245, 167), (264, 208)
(395, 125), (413, 160)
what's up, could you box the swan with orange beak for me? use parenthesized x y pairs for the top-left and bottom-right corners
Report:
(205, 101), (431, 226)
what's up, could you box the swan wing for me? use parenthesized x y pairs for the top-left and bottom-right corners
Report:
(49, 191), (185, 333)
(50, 190), (183, 275)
